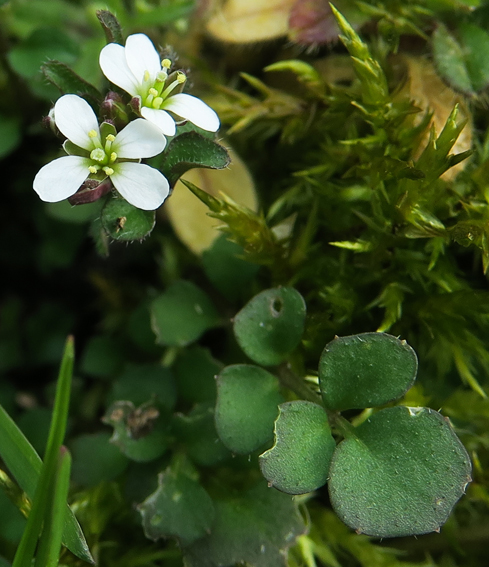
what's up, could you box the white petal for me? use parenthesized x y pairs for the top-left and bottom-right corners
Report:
(162, 93), (220, 132)
(33, 156), (89, 202)
(141, 107), (176, 136)
(111, 162), (170, 210)
(114, 118), (166, 159)
(100, 43), (140, 97)
(125, 34), (161, 83)
(54, 95), (100, 150)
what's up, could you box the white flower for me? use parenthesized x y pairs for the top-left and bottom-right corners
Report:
(33, 94), (170, 211)
(99, 34), (220, 137)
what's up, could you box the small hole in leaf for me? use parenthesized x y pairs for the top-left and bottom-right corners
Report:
(271, 298), (283, 317)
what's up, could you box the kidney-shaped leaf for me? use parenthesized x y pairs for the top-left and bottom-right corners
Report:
(233, 287), (306, 366)
(215, 365), (283, 454)
(260, 401), (336, 495)
(328, 406), (472, 537)
(319, 332), (417, 411)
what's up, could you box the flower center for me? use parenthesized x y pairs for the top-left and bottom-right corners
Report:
(87, 133), (118, 176)
(142, 60), (186, 110)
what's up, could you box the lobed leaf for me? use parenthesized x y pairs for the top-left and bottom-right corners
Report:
(183, 481), (307, 567)
(260, 401), (336, 494)
(139, 460), (215, 546)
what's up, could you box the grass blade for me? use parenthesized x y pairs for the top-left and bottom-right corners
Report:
(34, 447), (72, 567)
(0, 337), (93, 563)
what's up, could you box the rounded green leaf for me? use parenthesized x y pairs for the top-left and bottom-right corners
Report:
(328, 406), (472, 537)
(107, 364), (176, 411)
(173, 403), (230, 467)
(233, 287), (306, 366)
(70, 432), (128, 487)
(151, 281), (219, 346)
(202, 235), (259, 301)
(101, 197), (155, 241)
(260, 401), (336, 495)
(173, 346), (222, 403)
(183, 481), (306, 567)
(215, 365), (283, 454)
(319, 332), (417, 411)
(139, 463), (215, 546)
(103, 401), (168, 462)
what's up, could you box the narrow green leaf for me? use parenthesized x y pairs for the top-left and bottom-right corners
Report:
(34, 448), (72, 567)
(433, 22), (489, 94)
(13, 337), (75, 567)
(41, 61), (102, 106)
(0, 340), (93, 563)
(96, 10), (124, 45)
(160, 132), (230, 188)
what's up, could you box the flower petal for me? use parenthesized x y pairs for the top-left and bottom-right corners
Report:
(111, 162), (170, 210)
(124, 34), (161, 83)
(33, 156), (89, 202)
(114, 118), (166, 159)
(100, 43), (140, 97)
(162, 93), (220, 132)
(55, 95), (100, 150)
(141, 107), (176, 136)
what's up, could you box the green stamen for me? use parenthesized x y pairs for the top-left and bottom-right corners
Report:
(161, 72), (187, 100)
(103, 166), (114, 176)
(110, 152), (117, 163)
(88, 129), (102, 149)
(88, 165), (99, 174)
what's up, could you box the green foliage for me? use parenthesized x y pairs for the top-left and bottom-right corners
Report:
(233, 287), (307, 366)
(3, 0), (489, 566)
(103, 401), (169, 463)
(433, 22), (489, 95)
(183, 482), (307, 567)
(101, 198), (156, 242)
(138, 457), (215, 546)
(159, 131), (231, 188)
(260, 401), (336, 495)
(215, 364), (284, 454)
(151, 280), (219, 346)
(329, 406), (471, 537)
(319, 332), (418, 410)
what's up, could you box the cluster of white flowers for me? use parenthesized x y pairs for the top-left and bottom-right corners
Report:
(34, 34), (220, 211)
